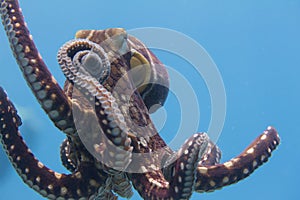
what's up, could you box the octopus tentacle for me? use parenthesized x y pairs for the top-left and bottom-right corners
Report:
(195, 126), (280, 192)
(130, 133), (209, 200)
(0, 0), (281, 197)
(163, 140), (221, 183)
(57, 39), (135, 198)
(57, 39), (133, 171)
(0, 87), (108, 199)
(60, 138), (77, 172)
(76, 30), (170, 113)
(0, 0), (76, 135)
(72, 29), (174, 156)
(75, 29), (280, 199)
(199, 140), (221, 166)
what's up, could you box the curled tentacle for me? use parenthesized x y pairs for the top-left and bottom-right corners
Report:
(75, 29), (170, 114)
(58, 39), (134, 198)
(58, 39), (111, 84)
(58, 39), (133, 171)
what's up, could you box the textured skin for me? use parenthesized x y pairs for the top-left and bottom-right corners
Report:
(0, 0), (280, 199)
(0, 87), (109, 199)
(0, 0), (77, 135)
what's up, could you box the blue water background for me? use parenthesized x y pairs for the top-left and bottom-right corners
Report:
(0, 0), (299, 199)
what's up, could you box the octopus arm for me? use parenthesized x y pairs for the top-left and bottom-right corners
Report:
(0, 87), (108, 199)
(131, 133), (210, 200)
(195, 126), (280, 192)
(0, 0), (77, 135)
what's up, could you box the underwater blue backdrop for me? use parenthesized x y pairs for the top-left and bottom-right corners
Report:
(0, 0), (299, 199)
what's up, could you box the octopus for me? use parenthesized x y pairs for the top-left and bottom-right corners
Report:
(0, 0), (280, 199)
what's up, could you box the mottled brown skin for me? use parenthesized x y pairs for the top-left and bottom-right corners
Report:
(0, 0), (280, 199)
